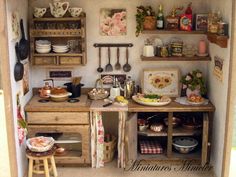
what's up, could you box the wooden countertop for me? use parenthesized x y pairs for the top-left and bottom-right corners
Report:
(25, 95), (91, 112)
(25, 95), (215, 113)
(128, 99), (215, 112)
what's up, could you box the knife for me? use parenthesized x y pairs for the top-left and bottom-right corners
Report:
(103, 102), (113, 107)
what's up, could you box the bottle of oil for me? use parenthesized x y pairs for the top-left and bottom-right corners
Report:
(156, 4), (164, 29)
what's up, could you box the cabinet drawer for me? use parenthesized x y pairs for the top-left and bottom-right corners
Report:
(34, 56), (56, 65)
(60, 56), (81, 65)
(27, 112), (89, 125)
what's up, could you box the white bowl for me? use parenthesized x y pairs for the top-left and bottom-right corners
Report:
(173, 137), (198, 154)
(36, 45), (51, 49)
(36, 40), (51, 45)
(26, 136), (54, 152)
(36, 48), (51, 54)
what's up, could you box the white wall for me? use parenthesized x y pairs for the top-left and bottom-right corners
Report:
(205, 0), (232, 177)
(29, 0), (208, 88)
(0, 91), (11, 177)
(6, 0), (32, 177)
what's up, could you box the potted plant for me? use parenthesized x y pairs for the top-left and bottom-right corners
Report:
(180, 69), (207, 97)
(136, 6), (156, 37)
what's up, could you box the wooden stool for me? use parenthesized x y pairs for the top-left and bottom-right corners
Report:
(26, 146), (58, 177)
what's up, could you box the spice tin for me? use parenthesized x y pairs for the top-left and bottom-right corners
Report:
(160, 46), (169, 57)
(155, 46), (162, 57)
(217, 22), (228, 36)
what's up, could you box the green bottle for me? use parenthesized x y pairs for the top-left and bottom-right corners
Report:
(157, 4), (164, 29)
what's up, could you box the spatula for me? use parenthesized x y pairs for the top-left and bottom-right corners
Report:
(105, 47), (113, 72)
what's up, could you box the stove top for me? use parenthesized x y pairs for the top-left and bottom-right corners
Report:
(38, 98), (80, 103)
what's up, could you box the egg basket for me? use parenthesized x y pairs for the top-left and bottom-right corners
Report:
(88, 79), (109, 100)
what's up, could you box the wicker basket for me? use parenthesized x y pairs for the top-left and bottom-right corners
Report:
(88, 79), (109, 100)
(103, 136), (117, 163)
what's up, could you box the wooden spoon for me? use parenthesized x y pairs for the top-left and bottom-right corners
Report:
(115, 47), (121, 70)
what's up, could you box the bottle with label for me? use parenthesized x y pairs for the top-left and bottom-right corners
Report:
(156, 4), (164, 29)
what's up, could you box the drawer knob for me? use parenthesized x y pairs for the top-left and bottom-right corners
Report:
(55, 116), (59, 121)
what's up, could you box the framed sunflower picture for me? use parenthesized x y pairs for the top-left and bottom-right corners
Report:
(142, 68), (180, 97)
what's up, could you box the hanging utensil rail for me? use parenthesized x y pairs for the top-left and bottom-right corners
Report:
(93, 43), (133, 48)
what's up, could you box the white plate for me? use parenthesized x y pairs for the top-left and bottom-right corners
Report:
(196, 53), (209, 57)
(132, 95), (171, 106)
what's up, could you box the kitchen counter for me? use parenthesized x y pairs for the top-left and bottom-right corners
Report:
(25, 95), (91, 112)
(128, 99), (215, 112)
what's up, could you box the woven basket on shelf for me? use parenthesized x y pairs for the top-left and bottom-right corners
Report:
(103, 135), (117, 163)
(88, 79), (109, 100)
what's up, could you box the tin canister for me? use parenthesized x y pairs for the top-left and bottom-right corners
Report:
(217, 22), (228, 36)
(160, 46), (169, 57)
(155, 46), (162, 57)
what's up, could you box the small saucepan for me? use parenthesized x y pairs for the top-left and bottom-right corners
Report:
(14, 43), (24, 82)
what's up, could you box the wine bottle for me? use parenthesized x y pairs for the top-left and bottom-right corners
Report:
(157, 4), (164, 29)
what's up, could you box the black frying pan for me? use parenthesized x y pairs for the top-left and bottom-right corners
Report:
(18, 19), (29, 60)
(14, 43), (24, 81)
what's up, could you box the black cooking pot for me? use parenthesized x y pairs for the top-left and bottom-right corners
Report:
(64, 83), (84, 98)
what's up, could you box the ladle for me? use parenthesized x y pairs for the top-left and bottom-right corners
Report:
(97, 47), (103, 73)
(123, 47), (131, 72)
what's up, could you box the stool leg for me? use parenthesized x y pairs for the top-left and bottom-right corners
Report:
(28, 159), (33, 177)
(50, 156), (58, 177)
(43, 159), (50, 177)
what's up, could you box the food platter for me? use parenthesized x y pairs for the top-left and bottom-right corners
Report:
(26, 136), (54, 152)
(132, 94), (171, 106)
(187, 99), (206, 105)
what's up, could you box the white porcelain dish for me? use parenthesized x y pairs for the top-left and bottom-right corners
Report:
(26, 136), (54, 152)
(36, 40), (51, 46)
(132, 95), (171, 106)
(36, 48), (51, 54)
(173, 137), (198, 154)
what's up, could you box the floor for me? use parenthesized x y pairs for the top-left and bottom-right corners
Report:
(55, 160), (216, 177)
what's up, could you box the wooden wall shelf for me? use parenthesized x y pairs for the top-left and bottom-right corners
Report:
(142, 30), (206, 35)
(207, 33), (229, 48)
(141, 55), (211, 61)
(33, 17), (85, 22)
(138, 127), (201, 137)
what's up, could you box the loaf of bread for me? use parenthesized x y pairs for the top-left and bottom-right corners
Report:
(51, 87), (67, 95)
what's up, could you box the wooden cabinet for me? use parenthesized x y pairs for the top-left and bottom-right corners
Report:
(27, 111), (90, 165)
(30, 15), (87, 66)
(127, 101), (215, 166)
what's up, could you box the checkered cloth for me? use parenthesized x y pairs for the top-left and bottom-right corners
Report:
(140, 140), (163, 154)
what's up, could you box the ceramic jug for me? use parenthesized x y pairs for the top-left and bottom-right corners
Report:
(49, 0), (69, 18)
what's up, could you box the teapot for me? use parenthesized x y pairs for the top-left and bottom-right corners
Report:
(49, 0), (69, 18)
(38, 79), (54, 98)
(120, 76), (135, 99)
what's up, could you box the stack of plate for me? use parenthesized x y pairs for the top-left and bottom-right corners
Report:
(52, 44), (69, 53)
(35, 40), (51, 54)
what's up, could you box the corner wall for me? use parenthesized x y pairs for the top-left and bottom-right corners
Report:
(205, 0), (232, 177)
(6, 0), (32, 177)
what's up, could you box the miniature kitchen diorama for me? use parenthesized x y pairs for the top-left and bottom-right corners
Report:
(21, 0), (229, 175)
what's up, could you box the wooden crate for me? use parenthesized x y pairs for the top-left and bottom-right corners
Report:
(103, 136), (117, 163)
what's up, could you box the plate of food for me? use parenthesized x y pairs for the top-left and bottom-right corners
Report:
(26, 136), (55, 152)
(132, 93), (171, 106)
(187, 94), (206, 105)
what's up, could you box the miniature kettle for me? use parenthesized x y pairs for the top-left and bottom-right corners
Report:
(38, 79), (54, 98)
(120, 76), (135, 99)
(49, 0), (69, 18)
